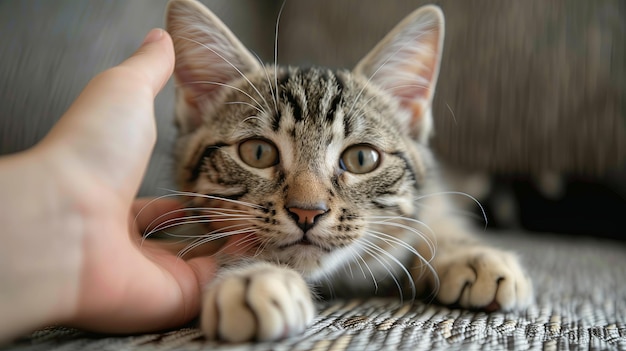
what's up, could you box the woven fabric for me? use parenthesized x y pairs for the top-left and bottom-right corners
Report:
(3, 231), (625, 351)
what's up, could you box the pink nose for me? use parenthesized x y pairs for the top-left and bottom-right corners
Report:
(286, 207), (327, 232)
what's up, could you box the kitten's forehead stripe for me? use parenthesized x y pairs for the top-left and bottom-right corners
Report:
(343, 112), (352, 138)
(279, 67), (345, 126)
(281, 88), (304, 123)
(325, 72), (344, 123)
(271, 110), (281, 132)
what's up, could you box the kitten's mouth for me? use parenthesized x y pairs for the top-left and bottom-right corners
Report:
(279, 237), (331, 252)
(296, 237), (313, 246)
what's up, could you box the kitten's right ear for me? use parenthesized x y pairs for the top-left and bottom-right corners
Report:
(166, 0), (261, 133)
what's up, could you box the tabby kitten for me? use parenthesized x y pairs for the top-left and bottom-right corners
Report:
(165, 0), (532, 342)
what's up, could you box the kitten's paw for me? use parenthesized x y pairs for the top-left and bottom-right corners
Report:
(417, 246), (533, 311)
(200, 263), (315, 342)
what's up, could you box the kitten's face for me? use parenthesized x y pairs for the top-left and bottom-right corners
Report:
(166, 0), (443, 281)
(175, 67), (425, 278)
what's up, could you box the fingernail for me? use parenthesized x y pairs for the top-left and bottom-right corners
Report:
(142, 28), (164, 45)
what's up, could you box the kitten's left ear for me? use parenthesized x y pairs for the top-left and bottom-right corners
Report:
(353, 6), (444, 143)
(166, 0), (262, 134)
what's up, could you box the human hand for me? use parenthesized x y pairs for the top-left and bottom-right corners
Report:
(0, 29), (216, 341)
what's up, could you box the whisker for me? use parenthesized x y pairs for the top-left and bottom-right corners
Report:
(141, 207), (189, 239)
(237, 235), (262, 253)
(144, 206), (254, 228)
(224, 100), (264, 114)
(253, 237), (272, 258)
(191, 207), (255, 215)
(364, 230), (439, 302)
(366, 216), (437, 258)
(133, 189), (263, 242)
(347, 245), (379, 292)
(320, 270), (337, 299)
(413, 201), (486, 222)
(364, 229), (422, 259)
(229, 115), (266, 137)
(147, 215), (259, 239)
(240, 115), (264, 125)
(367, 215), (434, 235)
(265, 65), (280, 117)
(347, 96), (383, 125)
(342, 254), (355, 280)
(163, 190), (263, 209)
(179, 226), (256, 258)
(143, 209), (258, 238)
(415, 191), (488, 229)
(181, 80), (265, 112)
(345, 247), (368, 281)
(143, 206), (256, 236)
(445, 102), (458, 125)
(216, 232), (261, 257)
(177, 222), (254, 242)
(358, 241), (406, 301)
(252, 51), (279, 116)
(134, 193), (191, 245)
(273, 0), (287, 109)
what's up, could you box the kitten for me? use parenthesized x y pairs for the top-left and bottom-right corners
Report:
(165, 0), (532, 342)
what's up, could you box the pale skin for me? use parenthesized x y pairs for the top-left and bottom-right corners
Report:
(0, 29), (217, 343)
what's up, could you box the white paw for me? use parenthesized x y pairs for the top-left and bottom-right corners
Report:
(200, 262), (315, 342)
(417, 246), (533, 311)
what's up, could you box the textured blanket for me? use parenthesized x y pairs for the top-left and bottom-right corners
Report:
(4, 231), (625, 350)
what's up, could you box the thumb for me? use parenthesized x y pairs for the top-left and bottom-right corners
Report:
(118, 28), (175, 97)
(41, 29), (174, 198)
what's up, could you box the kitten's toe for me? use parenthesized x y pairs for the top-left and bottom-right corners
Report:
(423, 246), (533, 311)
(201, 263), (315, 342)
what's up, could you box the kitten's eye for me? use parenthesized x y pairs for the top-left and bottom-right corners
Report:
(340, 144), (380, 174)
(238, 139), (279, 168)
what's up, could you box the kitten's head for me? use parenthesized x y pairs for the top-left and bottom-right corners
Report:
(166, 0), (444, 280)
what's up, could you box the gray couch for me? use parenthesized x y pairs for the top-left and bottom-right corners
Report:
(1, 1), (624, 350)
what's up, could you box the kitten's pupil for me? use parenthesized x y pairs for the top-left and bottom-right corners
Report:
(255, 145), (263, 161)
(357, 151), (364, 166)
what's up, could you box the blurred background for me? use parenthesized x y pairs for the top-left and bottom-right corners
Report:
(1, 0), (624, 240)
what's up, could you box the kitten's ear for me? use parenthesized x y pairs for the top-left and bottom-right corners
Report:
(353, 6), (444, 143)
(166, 0), (261, 133)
